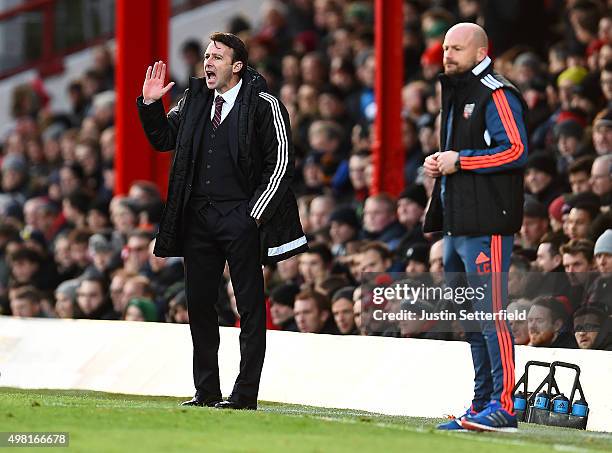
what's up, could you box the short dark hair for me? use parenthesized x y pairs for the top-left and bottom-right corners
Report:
(9, 247), (42, 265)
(568, 156), (594, 176)
(0, 223), (20, 241)
(319, 276), (350, 297)
(331, 286), (356, 304)
(573, 304), (606, 322)
(532, 296), (567, 322)
(360, 241), (392, 261)
(295, 289), (331, 313)
(68, 228), (92, 246)
(510, 254), (531, 272)
(572, 202), (600, 222)
(128, 229), (153, 242)
(540, 231), (568, 257)
(12, 288), (41, 305)
(66, 191), (92, 214)
(181, 39), (203, 58)
(570, 0), (601, 34)
(80, 275), (108, 295)
(62, 162), (85, 181)
(305, 242), (333, 265)
(367, 193), (397, 213)
(208, 32), (248, 78)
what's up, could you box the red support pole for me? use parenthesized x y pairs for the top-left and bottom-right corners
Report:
(38, 1), (63, 77)
(372, 0), (404, 196)
(115, 0), (170, 197)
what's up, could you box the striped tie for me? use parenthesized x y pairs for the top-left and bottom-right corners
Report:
(212, 95), (224, 130)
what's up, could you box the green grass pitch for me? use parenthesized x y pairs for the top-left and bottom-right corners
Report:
(1, 388), (611, 452)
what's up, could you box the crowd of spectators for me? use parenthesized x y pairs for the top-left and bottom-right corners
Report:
(1, 0), (611, 352)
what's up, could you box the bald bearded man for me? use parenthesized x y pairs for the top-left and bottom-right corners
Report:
(424, 23), (528, 432)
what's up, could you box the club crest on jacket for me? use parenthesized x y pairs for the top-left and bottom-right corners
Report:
(463, 103), (475, 119)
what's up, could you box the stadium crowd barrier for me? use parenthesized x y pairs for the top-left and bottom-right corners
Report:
(0, 317), (610, 432)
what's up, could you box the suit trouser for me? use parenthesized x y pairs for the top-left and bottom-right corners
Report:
(183, 198), (265, 404)
(443, 234), (515, 413)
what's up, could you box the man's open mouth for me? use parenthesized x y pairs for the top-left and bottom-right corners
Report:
(206, 70), (216, 82)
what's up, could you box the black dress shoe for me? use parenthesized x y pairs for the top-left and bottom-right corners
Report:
(180, 394), (222, 407)
(214, 400), (257, 410)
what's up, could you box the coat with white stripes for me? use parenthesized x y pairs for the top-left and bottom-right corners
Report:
(137, 67), (308, 262)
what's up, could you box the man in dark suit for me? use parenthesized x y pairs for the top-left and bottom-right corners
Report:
(137, 33), (307, 410)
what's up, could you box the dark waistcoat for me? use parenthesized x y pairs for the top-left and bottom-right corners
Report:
(192, 102), (249, 213)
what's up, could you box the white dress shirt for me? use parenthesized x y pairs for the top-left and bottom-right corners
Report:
(211, 79), (242, 124)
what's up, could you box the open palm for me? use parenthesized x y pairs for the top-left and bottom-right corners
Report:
(142, 60), (175, 102)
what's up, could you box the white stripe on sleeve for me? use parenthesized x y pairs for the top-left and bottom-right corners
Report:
(251, 92), (289, 220)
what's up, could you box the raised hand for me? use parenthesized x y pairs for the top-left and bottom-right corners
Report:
(142, 61), (175, 103)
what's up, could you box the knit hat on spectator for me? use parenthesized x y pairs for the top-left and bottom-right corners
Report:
(270, 283), (301, 308)
(399, 184), (428, 209)
(48, 170), (60, 185)
(526, 153), (557, 177)
(163, 281), (185, 303)
(524, 199), (548, 219)
(1, 154), (27, 173)
(55, 278), (80, 300)
(126, 298), (158, 322)
(21, 227), (47, 250)
(424, 19), (449, 39)
(293, 31), (317, 53)
(594, 110), (612, 129)
(304, 152), (323, 167)
(556, 109), (588, 127)
(557, 66), (589, 86)
(42, 122), (67, 142)
(346, 2), (373, 24)
(554, 120), (584, 140)
(172, 291), (187, 309)
(89, 233), (113, 254)
(514, 52), (541, 71)
(405, 243), (429, 266)
(417, 114), (435, 130)
(329, 206), (360, 230)
(586, 39), (605, 58)
(421, 42), (444, 66)
(574, 74), (603, 103)
(548, 195), (568, 222)
(594, 229), (612, 255)
(4, 201), (24, 223)
(524, 77), (548, 93)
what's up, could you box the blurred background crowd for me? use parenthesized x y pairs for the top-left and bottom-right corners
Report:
(0, 0), (611, 351)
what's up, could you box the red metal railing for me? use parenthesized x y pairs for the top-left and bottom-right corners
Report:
(0, 0), (214, 81)
(1, 0), (59, 78)
(0, 0), (113, 79)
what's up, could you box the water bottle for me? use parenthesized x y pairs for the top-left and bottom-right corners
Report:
(534, 390), (550, 410)
(551, 393), (570, 414)
(571, 398), (589, 417)
(514, 391), (527, 411)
